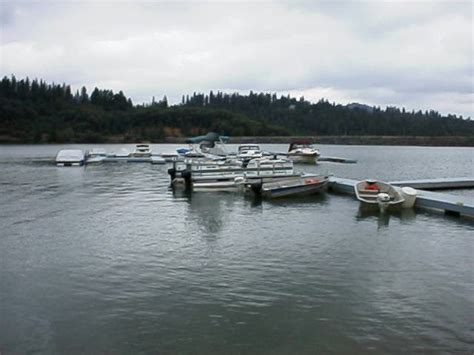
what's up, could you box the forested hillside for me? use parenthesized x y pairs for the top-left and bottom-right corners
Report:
(1, 76), (472, 143)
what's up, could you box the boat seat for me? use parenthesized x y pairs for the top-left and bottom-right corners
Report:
(359, 192), (395, 200)
(361, 189), (380, 194)
(358, 193), (379, 199)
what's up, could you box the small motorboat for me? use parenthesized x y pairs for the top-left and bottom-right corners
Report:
(55, 149), (85, 166)
(247, 174), (329, 198)
(355, 180), (406, 213)
(287, 140), (320, 164)
(186, 132), (229, 157)
(85, 148), (107, 164)
(132, 144), (152, 157)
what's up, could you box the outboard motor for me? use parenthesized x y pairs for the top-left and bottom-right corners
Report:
(377, 192), (391, 213)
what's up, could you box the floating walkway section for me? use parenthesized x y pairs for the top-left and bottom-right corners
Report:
(318, 156), (357, 164)
(390, 178), (474, 190)
(99, 156), (166, 164)
(328, 177), (474, 218)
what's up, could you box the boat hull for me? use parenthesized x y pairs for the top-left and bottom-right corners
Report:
(56, 161), (84, 167)
(246, 175), (329, 198)
(85, 156), (106, 164)
(357, 200), (405, 212)
(262, 180), (328, 198)
(287, 153), (319, 164)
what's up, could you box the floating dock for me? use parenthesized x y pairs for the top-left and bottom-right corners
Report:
(328, 177), (474, 218)
(318, 156), (357, 164)
(390, 178), (474, 190)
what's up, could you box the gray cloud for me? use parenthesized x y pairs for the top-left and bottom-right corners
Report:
(1, 0), (472, 117)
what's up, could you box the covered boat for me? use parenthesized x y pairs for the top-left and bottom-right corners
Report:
(55, 149), (85, 166)
(186, 132), (229, 157)
(355, 180), (405, 213)
(287, 140), (320, 164)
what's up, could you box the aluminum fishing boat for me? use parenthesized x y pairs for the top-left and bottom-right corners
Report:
(355, 180), (405, 213)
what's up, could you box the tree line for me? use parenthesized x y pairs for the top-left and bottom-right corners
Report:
(0, 75), (472, 143)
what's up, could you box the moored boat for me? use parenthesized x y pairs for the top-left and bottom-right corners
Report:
(132, 144), (152, 157)
(85, 148), (107, 164)
(168, 156), (298, 190)
(186, 132), (229, 157)
(246, 174), (329, 198)
(287, 140), (320, 164)
(55, 149), (85, 166)
(355, 180), (405, 213)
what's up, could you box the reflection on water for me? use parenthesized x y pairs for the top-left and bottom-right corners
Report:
(0, 145), (473, 354)
(186, 192), (236, 236)
(356, 206), (417, 229)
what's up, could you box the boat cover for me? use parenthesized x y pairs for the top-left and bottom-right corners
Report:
(186, 132), (227, 144)
(289, 139), (313, 151)
(176, 148), (191, 155)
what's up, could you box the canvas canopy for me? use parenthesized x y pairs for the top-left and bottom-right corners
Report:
(186, 132), (228, 144)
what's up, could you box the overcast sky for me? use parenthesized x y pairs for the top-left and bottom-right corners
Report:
(1, 0), (472, 117)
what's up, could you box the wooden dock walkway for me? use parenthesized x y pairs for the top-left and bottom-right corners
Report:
(328, 177), (474, 218)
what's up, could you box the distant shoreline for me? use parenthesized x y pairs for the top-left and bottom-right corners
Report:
(1, 135), (473, 147)
(167, 136), (474, 147)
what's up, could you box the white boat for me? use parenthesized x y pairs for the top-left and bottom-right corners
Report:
(237, 144), (263, 160)
(287, 140), (320, 164)
(246, 174), (329, 198)
(355, 180), (405, 213)
(184, 132), (230, 158)
(132, 144), (152, 157)
(55, 149), (85, 166)
(132, 144), (151, 158)
(85, 148), (107, 164)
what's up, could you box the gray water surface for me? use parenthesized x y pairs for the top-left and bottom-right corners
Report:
(0, 145), (473, 354)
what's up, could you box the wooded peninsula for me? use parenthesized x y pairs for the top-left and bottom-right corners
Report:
(1, 76), (473, 145)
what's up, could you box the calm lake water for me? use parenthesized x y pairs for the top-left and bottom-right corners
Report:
(1, 144), (473, 354)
